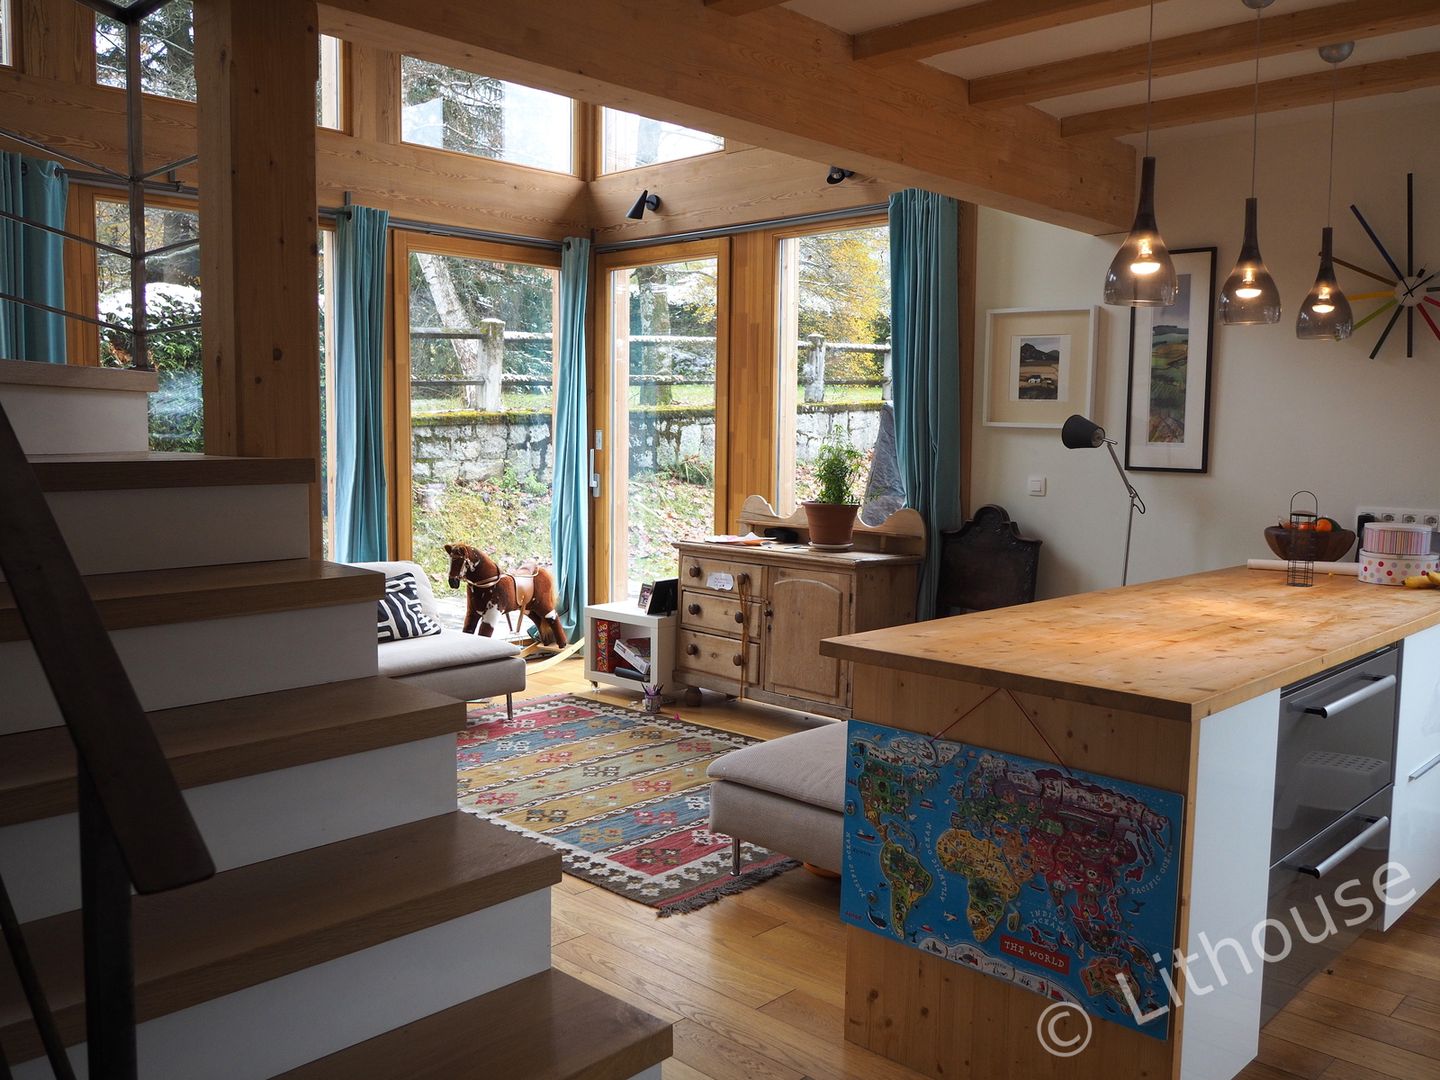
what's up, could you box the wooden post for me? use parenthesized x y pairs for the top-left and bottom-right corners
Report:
(803, 333), (826, 403)
(881, 346), (893, 403)
(196, 0), (322, 554)
(470, 317), (505, 411)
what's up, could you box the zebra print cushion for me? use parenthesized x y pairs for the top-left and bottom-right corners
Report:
(377, 573), (442, 642)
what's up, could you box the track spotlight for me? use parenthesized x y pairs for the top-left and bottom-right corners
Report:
(627, 190), (661, 220)
(826, 166), (855, 186)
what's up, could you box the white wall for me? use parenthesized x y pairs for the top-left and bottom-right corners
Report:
(970, 97), (1440, 599)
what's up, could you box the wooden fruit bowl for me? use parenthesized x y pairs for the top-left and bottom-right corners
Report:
(1264, 525), (1357, 562)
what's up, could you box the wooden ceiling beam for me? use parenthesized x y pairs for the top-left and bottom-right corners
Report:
(319, 0), (1136, 233)
(852, 0), (1152, 67)
(972, 0), (1440, 108)
(1061, 50), (1440, 138)
(703, 0), (789, 14)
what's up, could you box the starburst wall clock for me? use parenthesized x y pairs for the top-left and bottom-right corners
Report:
(1340, 173), (1438, 359)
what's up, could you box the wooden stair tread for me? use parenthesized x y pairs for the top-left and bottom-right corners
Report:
(278, 969), (673, 1080)
(0, 559), (382, 642)
(29, 452), (315, 491)
(0, 357), (156, 393)
(0, 812), (560, 1062)
(0, 677), (465, 826)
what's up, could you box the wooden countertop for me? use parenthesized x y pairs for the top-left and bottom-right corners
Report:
(674, 540), (922, 568)
(820, 566), (1440, 722)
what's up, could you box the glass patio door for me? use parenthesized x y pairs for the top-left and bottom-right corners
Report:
(596, 240), (728, 599)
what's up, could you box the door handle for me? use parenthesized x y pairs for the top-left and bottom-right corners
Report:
(688, 603), (702, 616)
(734, 611), (745, 624)
(1409, 751), (1440, 782)
(1294, 816), (1390, 878)
(685, 644), (699, 656)
(588, 448), (600, 498)
(1303, 674), (1396, 718)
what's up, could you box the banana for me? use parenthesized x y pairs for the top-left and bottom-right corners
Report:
(1429, 570), (1440, 586)
(1404, 575), (1435, 589)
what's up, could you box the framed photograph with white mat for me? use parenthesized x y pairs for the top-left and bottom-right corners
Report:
(982, 307), (1098, 428)
(1124, 247), (1217, 473)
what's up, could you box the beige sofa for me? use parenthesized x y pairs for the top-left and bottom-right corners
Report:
(708, 722), (847, 874)
(353, 560), (526, 717)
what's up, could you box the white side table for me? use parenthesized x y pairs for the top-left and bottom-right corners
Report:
(583, 601), (677, 697)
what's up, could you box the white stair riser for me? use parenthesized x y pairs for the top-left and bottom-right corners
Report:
(0, 603), (379, 736)
(0, 485), (310, 581)
(1, 383), (149, 455)
(14, 893), (552, 1080)
(0, 735), (458, 922)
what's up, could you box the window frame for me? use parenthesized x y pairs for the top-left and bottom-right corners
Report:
(317, 33), (348, 133)
(92, 0), (198, 104)
(0, 0), (14, 68)
(395, 55), (580, 178)
(595, 107), (726, 178)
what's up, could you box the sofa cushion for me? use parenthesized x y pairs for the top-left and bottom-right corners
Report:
(377, 628), (521, 678)
(377, 573), (442, 642)
(707, 721), (847, 813)
(351, 560), (441, 620)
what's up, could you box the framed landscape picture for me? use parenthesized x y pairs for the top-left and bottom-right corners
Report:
(1125, 247), (1217, 472)
(982, 307), (1098, 428)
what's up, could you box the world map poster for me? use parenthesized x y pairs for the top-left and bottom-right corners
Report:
(841, 720), (1185, 1040)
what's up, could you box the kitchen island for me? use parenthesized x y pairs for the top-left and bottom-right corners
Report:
(820, 566), (1440, 1080)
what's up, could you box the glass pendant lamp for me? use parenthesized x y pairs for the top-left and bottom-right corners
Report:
(1220, 0), (1282, 326)
(1297, 44), (1355, 341)
(1104, 1), (1177, 307)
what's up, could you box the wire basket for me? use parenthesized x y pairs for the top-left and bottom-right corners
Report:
(1287, 490), (1321, 588)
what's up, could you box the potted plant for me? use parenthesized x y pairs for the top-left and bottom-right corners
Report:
(804, 433), (865, 549)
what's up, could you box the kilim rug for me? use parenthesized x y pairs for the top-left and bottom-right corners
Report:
(457, 693), (799, 914)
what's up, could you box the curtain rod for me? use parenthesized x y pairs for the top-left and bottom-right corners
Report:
(318, 205), (564, 252)
(592, 203), (890, 254)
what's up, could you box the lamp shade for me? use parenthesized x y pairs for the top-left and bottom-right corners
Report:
(1220, 197), (1282, 325)
(1296, 231), (1354, 342)
(1061, 414), (1107, 449)
(1104, 157), (1178, 308)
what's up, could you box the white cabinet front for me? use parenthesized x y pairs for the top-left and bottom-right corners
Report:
(1386, 622), (1440, 928)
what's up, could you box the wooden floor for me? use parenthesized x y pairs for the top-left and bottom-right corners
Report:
(520, 658), (1440, 1080)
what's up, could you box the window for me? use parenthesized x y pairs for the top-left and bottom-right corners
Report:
(601, 109), (723, 174)
(399, 238), (561, 621)
(400, 57), (573, 174)
(0, 0), (13, 68)
(96, 1), (197, 102)
(775, 224), (894, 518)
(317, 34), (343, 130)
(95, 197), (203, 452)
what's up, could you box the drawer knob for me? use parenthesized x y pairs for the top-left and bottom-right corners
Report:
(686, 644), (699, 656)
(687, 565), (701, 578)
(688, 603), (702, 616)
(734, 611), (745, 624)
(732, 654), (743, 667)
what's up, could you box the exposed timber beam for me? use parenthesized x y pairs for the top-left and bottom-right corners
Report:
(853, 0), (1152, 67)
(971, 0), (1440, 108)
(320, 0), (1135, 234)
(704, 0), (789, 14)
(1061, 50), (1440, 138)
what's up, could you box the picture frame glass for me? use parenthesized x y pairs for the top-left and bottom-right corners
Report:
(983, 308), (1097, 428)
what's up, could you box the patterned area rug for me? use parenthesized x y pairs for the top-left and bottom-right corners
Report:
(457, 693), (798, 914)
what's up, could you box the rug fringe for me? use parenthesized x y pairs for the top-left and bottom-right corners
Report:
(654, 859), (802, 917)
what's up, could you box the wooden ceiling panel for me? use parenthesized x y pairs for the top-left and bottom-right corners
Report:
(852, 0), (1153, 66)
(1061, 50), (1440, 137)
(969, 0), (1440, 108)
(704, 0), (790, 13)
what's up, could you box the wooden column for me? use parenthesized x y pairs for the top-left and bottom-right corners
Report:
(196, 0), (322, 554)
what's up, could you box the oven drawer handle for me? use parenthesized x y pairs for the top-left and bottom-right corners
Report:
(1295, 816), (1390, 879)
(1409, 751), (1440, 782)
(1303, 674), (1396, 718)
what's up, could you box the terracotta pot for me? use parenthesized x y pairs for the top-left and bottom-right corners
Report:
(802, 502), (860, 549)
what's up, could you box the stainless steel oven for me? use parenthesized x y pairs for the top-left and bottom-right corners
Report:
(1264, 646), (1399, 1021)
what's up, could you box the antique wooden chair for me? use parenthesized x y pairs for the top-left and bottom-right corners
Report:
(936, 504), (1042, 616)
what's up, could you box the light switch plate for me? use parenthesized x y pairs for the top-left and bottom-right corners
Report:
(1027, 476), (1047, 497)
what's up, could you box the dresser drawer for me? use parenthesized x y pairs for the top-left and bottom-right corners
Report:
(678, 554), (761, 596)
(679, 590), (762, 638)
(677, 629), (760, 684)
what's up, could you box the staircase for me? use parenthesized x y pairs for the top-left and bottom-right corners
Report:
(0, 358), (672, 1079)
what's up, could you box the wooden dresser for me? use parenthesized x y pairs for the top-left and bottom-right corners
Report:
(672, 497), (923, 719)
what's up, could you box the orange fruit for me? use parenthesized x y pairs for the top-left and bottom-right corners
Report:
(1316, 519), (1335, 533)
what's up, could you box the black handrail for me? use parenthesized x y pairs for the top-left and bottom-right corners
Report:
(0, 396), (214, 1075)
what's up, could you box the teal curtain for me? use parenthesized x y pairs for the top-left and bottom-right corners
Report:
(890, 190), (962, 619)
(551, 236), (591, 639)
(0, 153), (70, 363)
(333, 205), (389, 563)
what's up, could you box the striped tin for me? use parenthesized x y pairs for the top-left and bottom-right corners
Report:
(1362, 522), (1433, 556)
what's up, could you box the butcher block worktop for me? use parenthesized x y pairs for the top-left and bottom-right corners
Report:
(821, 565), (1440, 722)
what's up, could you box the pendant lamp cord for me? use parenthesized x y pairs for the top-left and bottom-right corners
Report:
(1250, 6), (1261, 198)
(1326, 61), (1338, 228)
(1143, 0), (1155, 158)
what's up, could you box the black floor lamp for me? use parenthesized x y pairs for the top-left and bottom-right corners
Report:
(1061, 415), (1147, 586)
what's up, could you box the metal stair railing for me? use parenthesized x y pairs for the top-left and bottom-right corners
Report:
(0, 396), (214, 1079)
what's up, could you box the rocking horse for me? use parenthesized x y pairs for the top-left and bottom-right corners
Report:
(443, 543), (568, 648)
